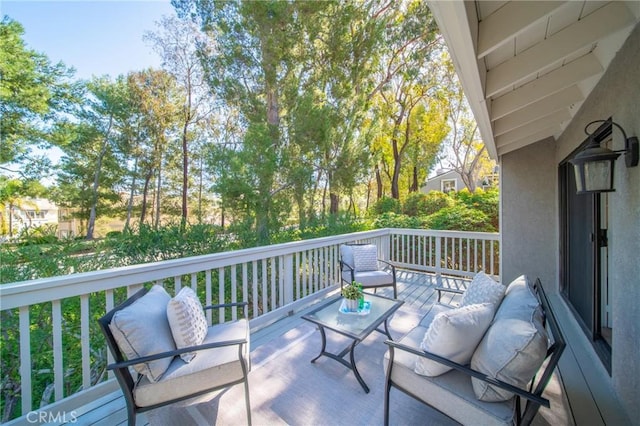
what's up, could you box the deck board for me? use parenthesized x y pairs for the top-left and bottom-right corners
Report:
(15, 271), (580, 426)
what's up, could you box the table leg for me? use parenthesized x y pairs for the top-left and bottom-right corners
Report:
(310, 326), (327, 364)
(349, 340), (370, 393)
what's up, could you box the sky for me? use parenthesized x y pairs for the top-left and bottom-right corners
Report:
(2, 0), (177, 80)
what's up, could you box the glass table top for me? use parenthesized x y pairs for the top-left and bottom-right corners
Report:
(303, 293), (403, 340)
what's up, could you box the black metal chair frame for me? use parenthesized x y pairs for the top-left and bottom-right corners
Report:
(340, 243), (398, 299)
(98, 287), (252, 426)
(384, 278), (565, 426)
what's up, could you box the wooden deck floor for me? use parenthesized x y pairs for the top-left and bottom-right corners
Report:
(7, 271), (577, 426)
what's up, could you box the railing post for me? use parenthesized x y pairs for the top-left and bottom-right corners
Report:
(380, 232), (391, 261)
(435, 236), (442, 286)
(284, 253), (294, 305)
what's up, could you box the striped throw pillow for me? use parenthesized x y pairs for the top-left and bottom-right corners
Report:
(167, 287), (208, 362)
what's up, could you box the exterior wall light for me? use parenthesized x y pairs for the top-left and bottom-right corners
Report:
(569, 118), (639, 194)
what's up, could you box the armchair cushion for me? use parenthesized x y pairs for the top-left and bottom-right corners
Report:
(415, 303), (494, 377)
(167, 287), (208, 362)
(109, 285), (175, 382)
(134, 319), (249, 407)
(470, 279), (548, 402)
(352, 244), (379, 272)
(340, 244), (355, 270)
(460, 271), (505, 308)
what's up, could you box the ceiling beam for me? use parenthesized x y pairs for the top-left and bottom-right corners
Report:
(477, 1), (565, 58)
(485, 1), (634, 97)
(498, 129), (558, 156)
(495, 110), (570, 147)
(493, 85), (584, 136)
(491, 53), (602, 120)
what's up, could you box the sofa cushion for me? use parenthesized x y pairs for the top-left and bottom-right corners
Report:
(352, 244), (379, 272)
(471, 315), (548, 402)
(134, 319), (249, 407)
(495, 275), (543, 323)
(167, 287), (208, 362)
(460, 271), (505, 308)
(415, 303), (494, 377)
(418, 302), (454, 328)
(109, 285), (175, 382)
(385, 326), (516, 425)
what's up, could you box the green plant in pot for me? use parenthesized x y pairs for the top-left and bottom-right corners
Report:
(342, 281), (363, 312)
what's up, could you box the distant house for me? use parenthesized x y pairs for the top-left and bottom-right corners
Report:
(421, 168), (499, 194)
(3, 198), (80, 239)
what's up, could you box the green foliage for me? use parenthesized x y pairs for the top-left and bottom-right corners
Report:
(372, 196), (402, 215)
(372, 212), (423, 229)
(423, 204), (495, 232)
(453, 188), (499, 229)
(0, 17), (77, 170)
(403, 191), (454, 216)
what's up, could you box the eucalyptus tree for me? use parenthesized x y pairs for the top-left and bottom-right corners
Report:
(367, 1), (443, 200)
(126, 69), (180, 228)
(440, 64), (494, 192)
(145, 15), (214, 227)
(53, 76), (130, 239)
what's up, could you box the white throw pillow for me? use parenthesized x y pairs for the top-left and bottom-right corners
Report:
(415, 303), (495, 377)
(109, 285), (175, 382)
(167, 286), (208, 362)
(471, 316), (548, 401)
(460, 271), (505, 308)
(352, 244), (379, 272)
(340, 245), (355, 270)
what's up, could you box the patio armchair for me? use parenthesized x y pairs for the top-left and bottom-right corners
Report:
(98, 285), (251, 426)
(339, 243), (397, 298)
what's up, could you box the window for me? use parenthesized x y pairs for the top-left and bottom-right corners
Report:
(25, 210), (47, 219)
(441, 179), (457, 193)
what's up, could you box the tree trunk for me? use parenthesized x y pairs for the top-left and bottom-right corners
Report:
(87, 115), (113, 240)
(375, 164), (383, 200)
(410, 165), (419, 192)
(140, 170), (153, 225)
(124, 158), (138, 231)
(181, 119), (189, 228)
(154, 162), (162, 229)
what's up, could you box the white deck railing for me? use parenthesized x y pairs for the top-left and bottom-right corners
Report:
(0, 228), (499, 421)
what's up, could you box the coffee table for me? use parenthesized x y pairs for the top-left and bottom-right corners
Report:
(302, 293), (404, 393)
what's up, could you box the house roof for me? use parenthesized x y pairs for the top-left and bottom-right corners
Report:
(427, 1), (640, 159)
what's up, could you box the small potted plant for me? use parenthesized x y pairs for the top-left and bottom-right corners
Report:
(342, 281), (363, 312)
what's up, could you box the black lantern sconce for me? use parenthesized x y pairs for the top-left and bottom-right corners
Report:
(569, 118), (639, 194)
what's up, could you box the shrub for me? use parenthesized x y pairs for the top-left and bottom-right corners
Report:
(372, 212), (423, 229)
(454, 188), (499, 229)
(421, 191), (455, 215)
(402, 192), (428, 217)
(372, 196), (401, 215)
(423, 204), (495, 232)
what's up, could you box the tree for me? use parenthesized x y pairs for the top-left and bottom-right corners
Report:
(145, 15), (213, 227)
(53, 76), (130, 239)
(126, 69), (180, 228)
(0, 17), (76, 175)
(367, 2), (443, 199)
(441, 65), (494, 192)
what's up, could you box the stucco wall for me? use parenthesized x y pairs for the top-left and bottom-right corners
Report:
(552, 22), (640, 421)
(500, 137), (558, 289)
(501, 23), (640, 421)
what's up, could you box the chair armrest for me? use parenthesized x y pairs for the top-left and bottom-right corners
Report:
(384, 339), (549, 408)
(377, 259), (396, 273)
(107, 336), (248, 371)
(435, 286), (464, 302)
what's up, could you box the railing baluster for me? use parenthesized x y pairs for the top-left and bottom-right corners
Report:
(231, 264), (238, 320)
(52, 299), (64, 401)
(242, 263), (248, 318)
(205, 270), (212, 324)
(81, 294), (90, 390)
(261, 258), (268, 315)
(252, 261), (258, 317)
(218, 267), (225, 323)
(191, 273), (197, 291)
(19, 306), (32, 415)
